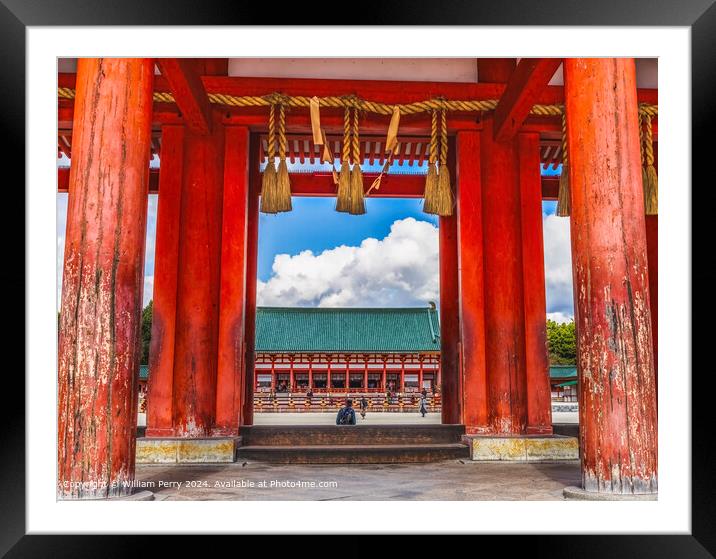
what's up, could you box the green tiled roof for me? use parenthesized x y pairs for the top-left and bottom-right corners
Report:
(139, 364), (149, 380)
(549, 365), (577, 379)
(255, 306), (440, 353)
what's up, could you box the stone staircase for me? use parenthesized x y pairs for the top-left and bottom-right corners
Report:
(236, 424), (469, 464)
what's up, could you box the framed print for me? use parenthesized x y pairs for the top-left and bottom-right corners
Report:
(6, 0), (713, 555)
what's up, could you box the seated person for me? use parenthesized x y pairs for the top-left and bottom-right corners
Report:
(336, 398), (357, 425)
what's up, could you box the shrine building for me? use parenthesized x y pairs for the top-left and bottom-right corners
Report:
(253, 306), (441, 395)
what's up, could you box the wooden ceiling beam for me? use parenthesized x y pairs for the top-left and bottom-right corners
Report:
(156, 58), (212, 135)
(493, 58), (564, 143)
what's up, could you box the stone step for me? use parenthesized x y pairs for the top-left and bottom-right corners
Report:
(239, 424), (466, 446)
(236, 443), (470, 464)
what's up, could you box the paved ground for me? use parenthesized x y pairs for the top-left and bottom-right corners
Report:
(135, 460), (581, 501)
(254, 412), (442, 425)
(254, 412), (579, 425)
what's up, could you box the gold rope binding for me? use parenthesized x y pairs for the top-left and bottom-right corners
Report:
(434, 109), (453, 216)
(422, 110), (440, 215)
(349, 106), (366, 215)
(260, 103), (278, 214)
(274, 102), (292, 212)
(642, 113), (658, 215)
(336, 106), (352, 213)
(556, 111), (570, 217)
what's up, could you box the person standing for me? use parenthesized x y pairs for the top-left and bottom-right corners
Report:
(418, 393), (428, 418)
(359, 395), (369, 419)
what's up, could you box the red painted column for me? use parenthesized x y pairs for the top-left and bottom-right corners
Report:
(57, 58), (153, 498)
(647, 144), (658, 385)
(146, 125), (184, 438)
(399, 358), (405, 392)
(480, 117), (528, 434)
(241, 135), (260, 425)
(456, 130), (490, 433)
(363, 358), (368, 390)
(519, 132), (553, 435)
(215, 126), (250, 435)
(172, 115), (225, 437)
(308, 357), (314, 389)
(565, 58), (657, 494)
(439, 211), (461, 423)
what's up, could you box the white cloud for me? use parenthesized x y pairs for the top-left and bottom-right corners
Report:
(542, 212), (574, 320)
(257, 217), (439, 308)
(547, 311), (574, 324)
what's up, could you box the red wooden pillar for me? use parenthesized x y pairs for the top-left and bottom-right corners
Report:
(345, 357), (349, 391)
(382, 359), (387, 391)
(290, 357), (296, 392)
(172, 115), (225, 437)
(565, 58), (657, 494)
(215, 126), (250, 435)
(418, 358), (424, 391)
(242, 134), (260, 425)
(480, 117), (528, 434)
(57, 58), (153, 498)
(363, 357), (369, 390)
(439, 210), (461, 423)
(399, 357), (405, 392)
(456, 130), (490, 433)
(519, 132), (553, 434)
(308, 357), (314, 389)
(645, 143), (658, 385)
(146, 125), (184, 437)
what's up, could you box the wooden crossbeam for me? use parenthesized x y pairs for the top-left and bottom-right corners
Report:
(493, 58), (564, 142)
(156, 58), (212, 135)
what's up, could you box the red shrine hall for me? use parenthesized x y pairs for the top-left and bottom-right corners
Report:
(57, 57), (658, 499)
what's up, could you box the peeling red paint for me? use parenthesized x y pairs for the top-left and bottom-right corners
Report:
(480, 117), (528, 434)
(456, 130), (489, 433)
(215, 126), (250, 434)
(57, 58), (153, 498)
(519, 132), (553, 434)
(439, 210), (460, 424)
(565, 58), (657, 494)
(171, 117), (225, 437)
(146, 125), (184, 437)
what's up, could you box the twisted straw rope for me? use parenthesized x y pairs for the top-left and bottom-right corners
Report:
(341, 107), (351, 163)
(352, 107), (360, 165)
(267, 104), (276, 160)
(278, 104), (287, 160)
(58, 86), (658, 119)
(429, 111), (438, 164)
(561, 112), (568, 167)
(643, 114), (655, 166)
(439, 110), (448, 165)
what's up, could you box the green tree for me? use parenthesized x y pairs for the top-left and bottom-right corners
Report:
(546, 319), (576, 365)
(141, 300), (153, 365)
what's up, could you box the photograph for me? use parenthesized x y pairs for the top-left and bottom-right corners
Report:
(54, 56), (658, 502)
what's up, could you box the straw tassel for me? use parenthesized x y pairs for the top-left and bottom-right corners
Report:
(434, 109), (453, 216)
(274, 102), (292, 213)
(642, 112), (658, 215)
(260, 104), (278, 214)
(422, 110), (440, 215)
(349, 107), (366, 215)
(556, 111), (570, 217)
(336, 107), (351, 213)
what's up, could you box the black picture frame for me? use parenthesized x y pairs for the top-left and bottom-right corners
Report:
(6, 1), (712, 555)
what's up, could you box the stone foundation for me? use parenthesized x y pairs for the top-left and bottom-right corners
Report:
(136, 437), (241, 464)
(463, 435), (579, 461)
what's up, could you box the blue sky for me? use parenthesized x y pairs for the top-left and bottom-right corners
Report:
(56, 167), (574, 322)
